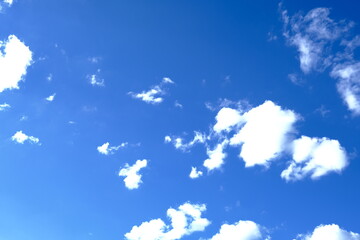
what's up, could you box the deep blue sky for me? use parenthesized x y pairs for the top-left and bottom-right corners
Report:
(0, 0), (359, 239)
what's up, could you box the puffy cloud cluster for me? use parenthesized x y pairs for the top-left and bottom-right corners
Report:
(0, 35), (32, 92)
(88, 70), (104, 87)
(45, 93), (56, 102)
(189, 167), (203, 179)
(165, 131), (206, 151)
(168, 100), (348, 181)
(119, 159), (147, 190)
(210, 220), (266, 240)
(281, 136), (347, 181)
(295, 224), (360, 240)
(97, 142), (127, 155)
(282, 7), (360, 115)
(129, 77), (174, 104)
(124, 202), (210, 240)
(11, 131), (40, 145)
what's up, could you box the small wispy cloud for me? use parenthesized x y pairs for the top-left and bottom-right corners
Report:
(11, 131), (40, 145)
(0, 103), (10, 111)
(128, 77), (175, 104)
(88, 69), (104, 87)
(97, 142), (128, 155)
(45, 93), (56, 102)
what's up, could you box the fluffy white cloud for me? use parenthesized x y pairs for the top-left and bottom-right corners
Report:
(210, 220), (265, 240)
(88, 70), (104, 87)
(213, 107), (242, 133)
(203, 140), (228, 171)
(11, 131), (40, 144)
(0, 35), (32, 92)
(97, 142), (127, 155)
(331, 62), (360, 115)
(0, 103), (10, 111)
(129, 77), (174, 104)
(281, 136), (347, 181)
(3, 0), (13, 5)
(119, 159), (147, 190)
(125, 202), (210, 240)
(230, 101), (297, 167)
(189, 167), (203, 179)
(45, 93), (56, 102)
(295, 224), (360, 240)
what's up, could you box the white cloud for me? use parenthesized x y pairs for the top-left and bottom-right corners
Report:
(281, 136), (348, 181)
(0, 35), (32, 92)
(119, 159), (147, 190)
(295, 224), (360, 240)
(189, 167), (203, 179)
(174, 100), (183, 108)
(213, 107), (243, 133)
(45, 93), (56, 102)
(124, 202), (210, 240)
(46, 73), (53, 82)
(331, 62), (360, 115)
(0, 103), (10, 111)
(3, 0), (13, 5)
(203, 140), (228, 171)
(168, 131), (206, 151)
(129, 77), (174, 104)
(230, 100), (298, 167)
(11, 131), (40, 145)
(88, 71), (104, 87)
(97, 142), (127, 155)
(210, 220), (265, 240)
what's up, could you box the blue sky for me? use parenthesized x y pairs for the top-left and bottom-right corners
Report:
(0, 0), (360, 239)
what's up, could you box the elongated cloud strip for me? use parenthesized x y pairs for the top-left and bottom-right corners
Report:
(230, 100), (297, 167)
(0, 103), (10, 111)
(124, 202), (210, 240)
(295, 224), (360, 240)
(0, 35), (32, 92)
(210, 220), (265, 240)
(281, 136), (348, 181)
(97, 142), (127, 155)
(166, 131), (206, 151)
(119, 159), (147, 190)
(11, 131), (40, 144)
(129, 77), (174, 104)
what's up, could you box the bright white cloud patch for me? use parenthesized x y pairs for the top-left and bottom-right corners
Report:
(129, 77), (174, 104)
(11, 131), (40, 144)
(97, 142), (127, 155)
(203, 140), (228, 171)
(213, 107), (242, 133)
(45, 93), (56, 102)
(0, 103), (10, 111)
(230, 100), (297, 167)
(281, 136), (347, 181)
(124, 202), (210, 240)
(119, 159), (147, 190)
(88, 71), (104, 87)
(0, 35), (32, 92)
(295, 224), (360, 240)
(189, 167), (203, 179)
(167, 131), (206, 151)
(210, 220), (265, 240)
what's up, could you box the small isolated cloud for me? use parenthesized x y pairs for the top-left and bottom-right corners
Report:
(97, 142), (127, 155)
(0, 35), (32, 92)
(295, 224), (360, 240)
(174, 100), (183, 108)
(88, 70), (104, 87)
(119, 159), (147, 190)
(230, 100), (298, 167)
(213, 107), (242, 133)
(203, 140), (228, 171)
(45, 93), (56, 102)
(0, 103), (10, 111)
(281, 136), (348, 181)
(189, 167), (203, 179)
(129, 77), (174, 104)
(124, 202), (210, 240)
(166, 131), (206, 151)
(11, 131), (40, 145)
(46, 73), (53, 82)
(210, 220), (266, 240)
